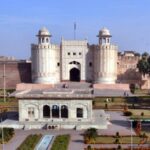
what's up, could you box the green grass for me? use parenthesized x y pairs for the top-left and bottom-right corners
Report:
(134, 89), (150, 96)
(92, 136), (150, 144)
(17, 134), (42, 150)
(0, 128), (14, 143)
(51, 134), (70, 150)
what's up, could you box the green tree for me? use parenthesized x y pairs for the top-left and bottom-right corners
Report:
(137, 53), (150, 76)
(84, 128), (98, 144)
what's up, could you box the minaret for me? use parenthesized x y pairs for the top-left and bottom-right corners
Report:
(95, 28), (118, 84)
(31, 27), (60, 84)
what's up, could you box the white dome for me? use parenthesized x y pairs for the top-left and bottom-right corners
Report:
(38, 27), (50, 36)
(99, 27), (111, 37)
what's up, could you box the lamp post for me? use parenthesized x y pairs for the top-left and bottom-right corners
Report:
(3, 62), (6, 102)
(1, 118), (4, 150)
(130, 120), (133, 150)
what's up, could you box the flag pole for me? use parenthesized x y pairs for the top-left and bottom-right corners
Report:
(74, 22), (76, 40)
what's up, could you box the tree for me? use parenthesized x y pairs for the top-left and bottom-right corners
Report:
(137, 53), (150, 76)
(135, 121), (142, 135)
(84, 128), (98, 144)
(129, 83), (136, 94)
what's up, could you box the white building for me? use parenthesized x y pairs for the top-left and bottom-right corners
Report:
(0, 27), (121, 130)
(31, 27), (118, 84)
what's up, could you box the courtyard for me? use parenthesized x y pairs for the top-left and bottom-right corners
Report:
(0, 111), (140, 150)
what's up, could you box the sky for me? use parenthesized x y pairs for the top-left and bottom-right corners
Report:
(0, 0), (150, 59)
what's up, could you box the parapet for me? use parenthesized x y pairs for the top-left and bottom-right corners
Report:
(31, 44), (60, 50)
(100, 44), (118, 50)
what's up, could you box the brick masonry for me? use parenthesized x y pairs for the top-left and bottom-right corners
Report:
(0, 61), (31, 89)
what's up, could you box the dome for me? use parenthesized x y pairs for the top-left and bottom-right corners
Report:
(99, 27), (111, 37)
(37, 27), (51, 36)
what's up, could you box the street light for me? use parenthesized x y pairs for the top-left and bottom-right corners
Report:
(130, 120), (133, 150)
(1, 118), (4, 150)
(3, 62), (6, 102)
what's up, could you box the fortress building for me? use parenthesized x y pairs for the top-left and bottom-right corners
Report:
(0, 27), (149, 130)
(0, 27), (149, 89)
(31, 27), (118, 84)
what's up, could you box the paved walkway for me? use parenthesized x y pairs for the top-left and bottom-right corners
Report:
(0, 111), (149, 150)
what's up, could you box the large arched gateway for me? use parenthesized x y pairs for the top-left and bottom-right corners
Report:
(70, 68), (80, 81)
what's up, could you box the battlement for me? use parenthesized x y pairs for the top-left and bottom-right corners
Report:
(31, 44), (60, 50)
(100, 44), (118, 50)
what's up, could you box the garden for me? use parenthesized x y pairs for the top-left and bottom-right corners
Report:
(16, 134), (42, 150)
(51, 134), (70, 150)
(0, 127), (14, 144)
(83, 128), (150, 150)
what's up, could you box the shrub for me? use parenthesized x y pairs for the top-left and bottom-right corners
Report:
(123, 104), (128, 112)
(141, 112), (144, 116)
(123, 111), (132, 116)
(87, 145), (92, 150)
(105, 103), (108, 109)
(130, 84), (136, 94)
(111, 97), (114, 102)
(116, 145), (122, 150)
(115, 132), (120, 138)
(114, 138), (120, 144)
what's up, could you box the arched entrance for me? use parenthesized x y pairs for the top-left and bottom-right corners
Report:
(61, 105), (68, 118)
(43, 105), (50, 118)
(70, 68), (80, 81)
(52, 105), (59, 118)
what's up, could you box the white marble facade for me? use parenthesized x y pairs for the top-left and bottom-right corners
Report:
(19, 99), (92, 122)
(31, 27), (118, 84)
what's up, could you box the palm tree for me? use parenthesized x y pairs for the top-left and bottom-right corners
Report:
(84, 128), (98, 144)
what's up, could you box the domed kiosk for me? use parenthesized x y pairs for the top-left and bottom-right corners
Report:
(31, 27), (60, 84)
(94, 27), (118, 84)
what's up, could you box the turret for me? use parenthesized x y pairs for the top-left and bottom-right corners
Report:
(94, 28), (118, 84)
(31, 27), (60, 84)
(36, 27), (51, 44)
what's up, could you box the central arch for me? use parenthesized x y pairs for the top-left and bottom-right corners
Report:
(61, 105), (68, 118)
(43, 105), (50, 118)
(70, 68), (80, 81)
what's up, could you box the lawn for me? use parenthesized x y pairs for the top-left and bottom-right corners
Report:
(129, 109), (150, 120)
(91, 136), (150, 144)
(51, 134), (70, 150)
(0, 128), (14, 144)
(16, 134), (42, 150)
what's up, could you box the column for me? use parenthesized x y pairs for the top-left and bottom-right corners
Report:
(59, 105), (61, 118)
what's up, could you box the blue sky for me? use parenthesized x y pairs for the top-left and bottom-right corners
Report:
(0, 0), (150, 59)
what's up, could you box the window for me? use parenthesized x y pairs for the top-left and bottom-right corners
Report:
(89, 62), (92, 67)
(68, 52), (70, 55)
(57, 62), (60, 67)
(46, 38), (49, 43)
(73, 52), (76, 55)
(76, 108), (83, 118)
(42, 37), (44, 43)
(28, 107), (34, 118)
(79, 52), (82, 55)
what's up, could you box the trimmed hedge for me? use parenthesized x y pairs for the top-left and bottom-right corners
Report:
(123, 111), (132, 116)
(17, 134), (42, 150)
(51, 134), (70, 150)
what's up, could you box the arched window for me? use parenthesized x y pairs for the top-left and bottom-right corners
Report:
(61, 105), (68, 118)
(76, 108), (83, 118)
(46, 38), (49, 43)
(43, 105), (50, 118)
(52, 105), (59, 118)
(42, 37), (44, 43)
